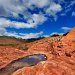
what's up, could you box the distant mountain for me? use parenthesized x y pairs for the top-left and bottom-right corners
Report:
(0, 36), (26, 44)
(26, 37), (45, 42)
(51, 34), (60, 37)
(63, 32), (69, 36)
(0, 36), (45, 50)
(0, 36), (27, 50)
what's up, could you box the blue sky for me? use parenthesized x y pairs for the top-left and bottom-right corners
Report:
(0, 0), (75, 39)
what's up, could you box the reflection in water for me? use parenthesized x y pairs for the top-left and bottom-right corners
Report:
(0, 54), (47, 75)
(16, 54), (47, 65)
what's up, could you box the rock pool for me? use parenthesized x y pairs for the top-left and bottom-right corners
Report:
(0, 54), (47, 75)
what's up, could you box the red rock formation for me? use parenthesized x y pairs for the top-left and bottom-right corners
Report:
(0, 28), (75, 75)
(12, 28), (75, 75)
(12, 57), (75, 75)
(0, 46), (30, 69)
(62, 27), (75, 46)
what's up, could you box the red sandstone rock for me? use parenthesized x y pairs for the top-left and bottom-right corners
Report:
(0, 28), (75, 75)
(12, 28), (75, 75)
(12, 58), (75, 75)
(62, 27), (75, 46)
(0, 46), (30, 69)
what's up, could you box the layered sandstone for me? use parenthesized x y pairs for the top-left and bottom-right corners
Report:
(0, 28), (75, 75)
(62, 27), (75, 46)
(0, 46), (31, 69)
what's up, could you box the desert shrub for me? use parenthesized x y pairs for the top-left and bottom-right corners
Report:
(57, 46), (62, 48)
(0, 44), (18, 46)
(18, 46), (28, 50)
(72, 50), (75, 53)
(51, 34), (59, 37)
(65, 53), (71, 57)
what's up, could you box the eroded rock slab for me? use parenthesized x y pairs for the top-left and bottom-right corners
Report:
(0, 28), (75, 75)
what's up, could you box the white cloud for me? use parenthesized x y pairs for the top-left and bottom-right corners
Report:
(0, 0), (62, 21)
(0, 0), (63, 38)
(20, 31), (43, 39)
(0, 14), (47, 29)
(0, 27), (43, 39)
(26, 0), (50, 8)
(50, 27), (73, 36)
(46, 2), (62, 16)
(0, 28), (6, 36)
(65, 1), (75, 9)
(61, 13), (66, 16)
(0, 18), (35, 28)
(56, 0), (65, 4)
(27, 14), (47, 25)
(62, 1), (75, 15)
(5, 31), (43, 39)
(50, 32), (64, 35)
(5, 32), (20, 37)
(61, 27), (72, 31)
(72, 11), (75, 16)
(0, 0), (26, 17)
(43, 35), (50, 37)
(46, 2), (62, 20)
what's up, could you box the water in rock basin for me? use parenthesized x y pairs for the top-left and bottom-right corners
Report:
(15, 54), (47, 65)
(0, 54), (47, 75)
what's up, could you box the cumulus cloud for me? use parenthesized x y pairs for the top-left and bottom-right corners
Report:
(46, 2), (62, 16)
(72, 11), (75, 16)
(0, 13), (47, 29)
(0, 0), (64, 38)
(20, 31), (43, 39)
(0, 16), (46, 38)
(45, 2), (62, 20)
(0, 27), (43, 39)
(61, 27), (72, 31)
(27, 14), (47, 26)
(25, 0), (50, 8)
(50, 32), (64, 35)
(0, 28), (6, 36)
(0, 18), (35, 29)
(42, 1), (62, 20)
(0, 0), (62, 20)
(59, 1), (75, 16)
(50, 26), (73, 36)
(65, 1), (75, 9)
(5, 31), (43, 39)
(50, 27), (73, 36)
